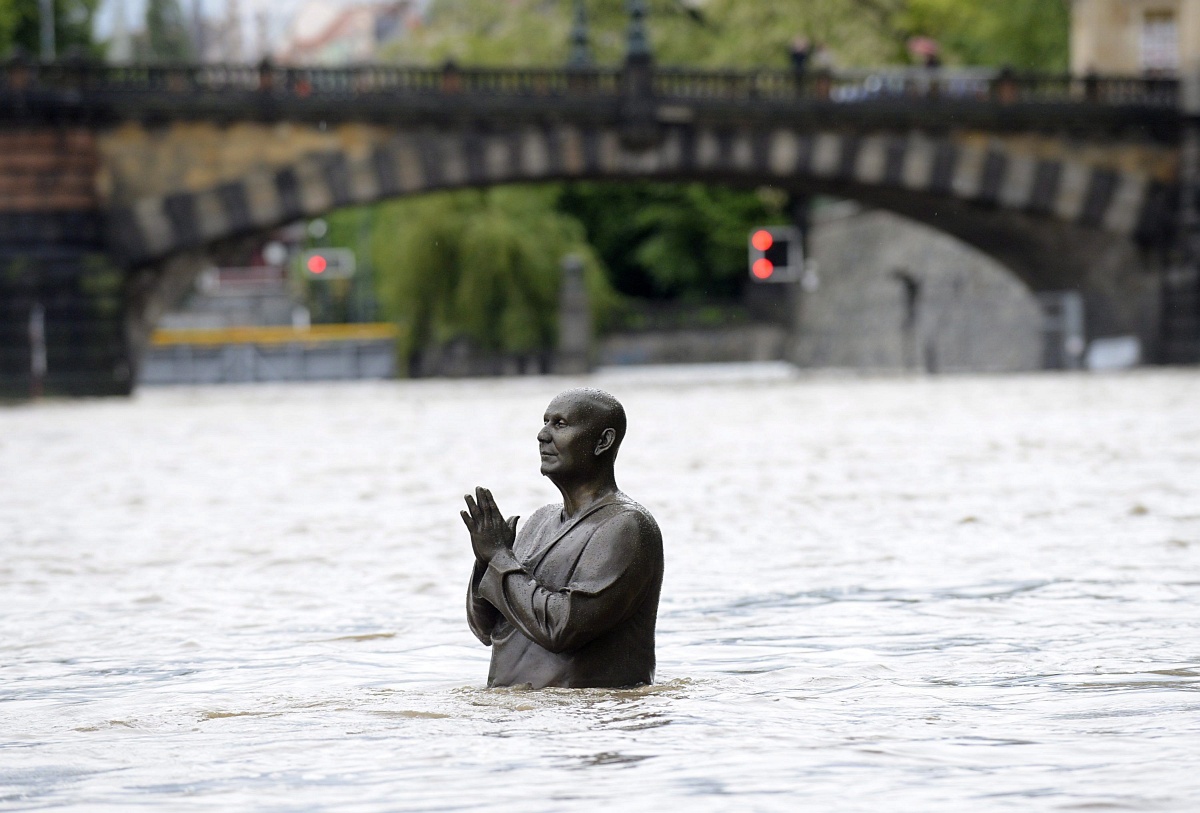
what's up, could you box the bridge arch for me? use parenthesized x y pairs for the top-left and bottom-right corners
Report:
(110, 121), (1175, 366)
(112, 122), (1170, 268)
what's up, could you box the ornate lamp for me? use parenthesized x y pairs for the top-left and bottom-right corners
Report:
(568, 0), (592, 68)
(625, 0), (652, 66)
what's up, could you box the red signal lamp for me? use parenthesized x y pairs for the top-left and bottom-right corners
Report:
(752, 258), (775, 279)
(748, 225), (802, 284)
(751, 230), (774, 252)
(301, 248), (355, 279)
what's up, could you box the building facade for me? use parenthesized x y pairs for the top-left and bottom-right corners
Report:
(276, 1), (418, 65)
(1072, 0), (1200, 75)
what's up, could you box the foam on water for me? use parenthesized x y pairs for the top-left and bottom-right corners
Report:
(2, 368), (1198, 811)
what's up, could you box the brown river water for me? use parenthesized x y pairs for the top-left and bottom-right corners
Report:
(2, 365), (1199, 811)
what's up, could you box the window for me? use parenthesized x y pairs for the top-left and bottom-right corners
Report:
(1142, 10), (1180, 74)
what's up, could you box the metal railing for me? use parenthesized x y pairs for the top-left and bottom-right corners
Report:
(650, 66), (1180, 106)
(0, 58), (1181, 109)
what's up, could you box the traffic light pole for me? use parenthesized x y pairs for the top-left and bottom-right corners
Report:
(785, 192), (813, 366)
(555, 255), (591, 375)
(789, 192), (812, 261)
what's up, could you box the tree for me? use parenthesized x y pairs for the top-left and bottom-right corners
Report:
(391, 0), (1068, 71)
(558, 182), (787, 301)
(899, 0), (1070, 72)
(141, 0), (191, 61)
(0, 0), (103, 58)
(369, 187), (617, 365)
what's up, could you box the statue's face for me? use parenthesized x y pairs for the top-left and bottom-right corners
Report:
(537, 394), (601, 479)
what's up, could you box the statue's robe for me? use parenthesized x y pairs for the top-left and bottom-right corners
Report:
(466, 492), (663, 689)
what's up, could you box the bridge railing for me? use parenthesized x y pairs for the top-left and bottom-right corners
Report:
(1, 60), (627, 98)
(651, 66), (1180, 106)
(0, 58), (1181, 109)
(651, 67), (991, 102)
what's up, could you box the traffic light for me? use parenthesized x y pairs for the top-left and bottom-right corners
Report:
(302, 248), (356, 279)
(748, 226), (802, 283)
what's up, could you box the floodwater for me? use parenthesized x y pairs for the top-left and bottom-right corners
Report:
(2, 365), (1199, 811)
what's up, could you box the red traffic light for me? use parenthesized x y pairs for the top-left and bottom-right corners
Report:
(302, 248), (355, 279)
(749, 225), (802, 283)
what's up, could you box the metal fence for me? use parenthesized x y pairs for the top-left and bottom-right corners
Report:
(0, 58), (1181, 109)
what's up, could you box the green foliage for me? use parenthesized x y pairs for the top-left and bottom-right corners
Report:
(0, 0), (103, 58)
(671, 0), (1069, 70)
(558, 182), (786, 300)
(391, 0), (1068, 71)
(0, 1), (17, 52)
(370, 186), (617, 361)
(899, 0), (1070, 71)
(649, 0), (897, 69)
(141, 0), (191, 61)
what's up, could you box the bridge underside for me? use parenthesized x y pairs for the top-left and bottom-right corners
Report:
(817, 182), (1167, 351)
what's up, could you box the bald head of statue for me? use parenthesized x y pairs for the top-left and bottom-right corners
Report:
(537, 388), (627, 483)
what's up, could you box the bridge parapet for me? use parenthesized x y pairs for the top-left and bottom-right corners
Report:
(0, 59), (1182, 136)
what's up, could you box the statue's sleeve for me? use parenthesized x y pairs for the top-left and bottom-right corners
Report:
(466, 560), (501, 645)
(476, 511), (659, 654)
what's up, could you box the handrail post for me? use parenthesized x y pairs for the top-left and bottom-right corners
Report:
(257, 57), (274, 93)
(441, 59), (462, 94)
(813, 67), (831, 102)
(992, 65), (1017, 104)
(5, 48), (33, 93)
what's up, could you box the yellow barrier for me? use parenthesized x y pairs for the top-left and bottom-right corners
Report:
(151, 323), (400, 347)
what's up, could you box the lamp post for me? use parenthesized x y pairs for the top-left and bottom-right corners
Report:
(568, 0), (591, 68)
(38, 0), (55, 60)
(619, 0), (656, 147)
(625, 0), (651, 66)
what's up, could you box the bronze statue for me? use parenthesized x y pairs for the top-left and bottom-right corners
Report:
(463, 388), (664, 688)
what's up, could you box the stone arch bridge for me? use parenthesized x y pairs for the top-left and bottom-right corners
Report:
(0, 60), (1194, 396)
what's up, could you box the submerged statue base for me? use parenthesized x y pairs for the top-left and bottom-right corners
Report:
(463, 388), (663, 689)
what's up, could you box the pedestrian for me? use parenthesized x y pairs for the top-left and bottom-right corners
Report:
(907, 36), (941, 69)
(790, 35), (811, 76)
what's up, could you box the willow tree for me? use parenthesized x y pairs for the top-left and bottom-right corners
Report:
(370, 187), (616, 368)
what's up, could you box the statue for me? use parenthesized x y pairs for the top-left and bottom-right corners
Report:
(463, 388), (664, 688)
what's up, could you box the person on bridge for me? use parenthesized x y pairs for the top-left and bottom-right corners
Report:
(790, 35), (812, 76)
(908, 36), (942, 69)
(462, 388), (664, 689)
